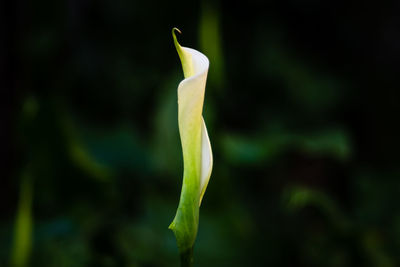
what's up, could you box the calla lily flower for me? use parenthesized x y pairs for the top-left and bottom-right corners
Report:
(169, 28), (213, 255)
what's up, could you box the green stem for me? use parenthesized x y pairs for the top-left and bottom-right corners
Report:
(180, 246), (194, 267)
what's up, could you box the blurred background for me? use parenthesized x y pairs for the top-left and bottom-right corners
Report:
(1, 0), (400, 266)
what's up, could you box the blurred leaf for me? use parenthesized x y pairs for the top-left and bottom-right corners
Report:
(33, 219), (89, 267)
(362, 230), (395, 267)
(151, 76), (181, 177)
(11, 173), (33, 267)
(78, 124), (150, 175)
(254, 31), (346, 113)
(221, 128), (351, 165)
(283, 186), (351, 231)
(199, 0), (225, 89)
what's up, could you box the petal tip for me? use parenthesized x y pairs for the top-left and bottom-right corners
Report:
(172, 27), (182, 50)
(172, 27), (182, 35)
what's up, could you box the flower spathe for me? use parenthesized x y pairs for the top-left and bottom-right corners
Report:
(169, 28), (213, 252)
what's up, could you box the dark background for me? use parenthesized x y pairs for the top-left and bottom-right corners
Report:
(1, 0), (400, 266)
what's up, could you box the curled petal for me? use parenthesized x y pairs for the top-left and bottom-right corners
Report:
(169, 28), (213, 251)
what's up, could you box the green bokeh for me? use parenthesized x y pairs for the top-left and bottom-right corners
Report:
(2, 0), (400, 266)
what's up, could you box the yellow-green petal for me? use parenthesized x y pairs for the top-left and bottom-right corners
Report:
(172, 28), (194, 78)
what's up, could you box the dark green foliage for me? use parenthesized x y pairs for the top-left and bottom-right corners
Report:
(1, 0), (400, 266)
